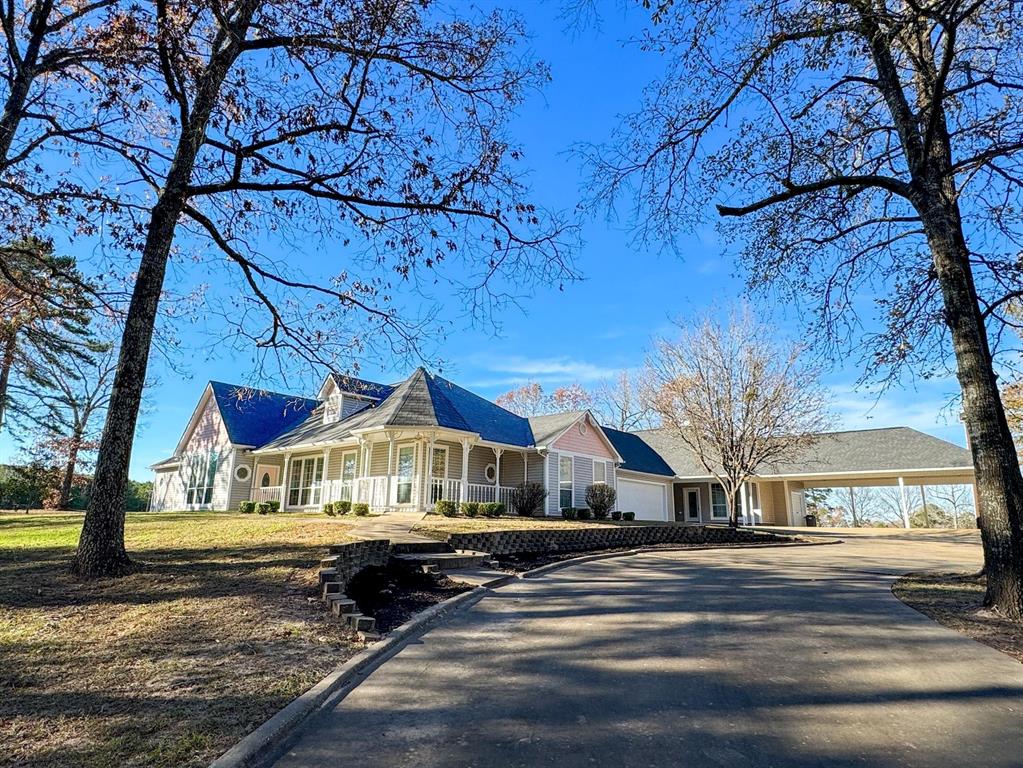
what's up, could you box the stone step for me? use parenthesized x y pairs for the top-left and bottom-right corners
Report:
(341, 612), (375, 632)
(318, 567), (338, 585)
(389, 541), (453, 555)
(330, 597), (358, 617)
(391, 550), (490, 571)
(322, 581), (342, 598)
(358, 629), (383, 643)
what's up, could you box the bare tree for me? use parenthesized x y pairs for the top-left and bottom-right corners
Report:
(72, 0), (573, 576)
(496, 381), (592, 416)
(592, 370), (657, 430)
(931, 484), (977, 529)
(643, 307), (832, 527)
(587, 0), (1023, 616)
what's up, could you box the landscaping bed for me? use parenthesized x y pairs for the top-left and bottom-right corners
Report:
(343, 565), (473, 632)
(0, 511), (361, 768)
(893, 572), (1023, 663)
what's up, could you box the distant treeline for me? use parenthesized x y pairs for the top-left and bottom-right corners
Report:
(0, 464), (151, 511)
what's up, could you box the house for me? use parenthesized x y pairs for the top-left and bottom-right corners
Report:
(150, 368), (977, 526)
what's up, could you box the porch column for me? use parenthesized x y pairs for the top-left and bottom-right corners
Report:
(920, 484), (929, 528)
(460, 438), (471, 503)
(849, 487), (859, 527)
(897, 476), (911, 528)
(425, 437), (435, 508)
(282, 452), (292, 510)
(740, 481), (750, 525)
(494, 446), (504, 486)
(321, 447), (331, 505)
(385, 432), (396, 509)
(782, 479), (792, 526)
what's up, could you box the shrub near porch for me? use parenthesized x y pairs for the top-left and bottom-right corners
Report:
(0, 511), (360, 768)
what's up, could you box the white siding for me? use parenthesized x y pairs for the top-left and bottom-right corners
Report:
(573, 456), (593, 509)
(546, 451), (560, 515)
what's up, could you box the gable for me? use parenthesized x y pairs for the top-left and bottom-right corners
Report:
(179, 392), (230, 454)
(552, 414), (615, 459)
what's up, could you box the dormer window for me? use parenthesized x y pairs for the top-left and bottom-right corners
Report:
(323, 393), (342, 424)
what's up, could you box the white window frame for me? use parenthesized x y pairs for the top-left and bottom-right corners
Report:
(185, 450), (218, 506)
(592, 459), (606, 484)
(288, 456), (324, 507)
(559, 455), (573, 509)
(430, 445), (449, 479)
(234, 464), (251, 482)
(322, 393), (342, 424)
(710, 483), (729, 519)
(683, 486), (701, 521)
(394, 443), (417, 505)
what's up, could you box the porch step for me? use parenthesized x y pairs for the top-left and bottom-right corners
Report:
(391, 549), (491, 571)
(389, 541), (453, 555)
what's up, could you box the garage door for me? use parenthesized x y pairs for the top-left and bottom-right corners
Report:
(616, 479), (667, 521)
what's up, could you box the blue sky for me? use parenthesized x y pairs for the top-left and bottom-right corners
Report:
(0, 2), (969, 479)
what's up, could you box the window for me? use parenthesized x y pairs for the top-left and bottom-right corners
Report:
(593, 460), (606, 484)
(431, 447), (448, 478)
(559, 455), (573, 509)
(234, 464), (251, 482)
(684, 487), (701, 521)
(260, 472), (272, 488)
(322, 393), (344, 424)
(711, 484), (729, 519)
(185, 450), (218, 505)
(340, 451), (357, 500)
(430, 447), (448, 503)
(396, 445), (415, 504)
(484, 463), (497, 483)
(288, 456), (324, 506)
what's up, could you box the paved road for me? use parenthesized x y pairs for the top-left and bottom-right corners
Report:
(274, 529), (1023, 768)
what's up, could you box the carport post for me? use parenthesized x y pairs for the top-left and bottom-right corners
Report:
(897, 476), (911, 528)
(849, 487), (858, 527)
(740, 482), (750, 525)
(920, 485), (929, 527)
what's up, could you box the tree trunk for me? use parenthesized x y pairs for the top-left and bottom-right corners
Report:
(72, 16), (252, 577)
(915, 185), (1023, 616)
(59, 432), (81, 509)
(0, 0), (51, 168)
(0, 327), (16, 431)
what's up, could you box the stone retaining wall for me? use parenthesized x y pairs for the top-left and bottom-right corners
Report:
(444, 524), (782, 556)
(326, 539), (391, 589)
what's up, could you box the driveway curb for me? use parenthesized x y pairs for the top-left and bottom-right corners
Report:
(209, 585), (488, 768)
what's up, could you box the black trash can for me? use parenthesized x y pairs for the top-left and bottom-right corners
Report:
(804, 513), (818, 527)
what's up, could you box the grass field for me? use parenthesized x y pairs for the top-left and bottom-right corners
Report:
(0, 511), (360, 768)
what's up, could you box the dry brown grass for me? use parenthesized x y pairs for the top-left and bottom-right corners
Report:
(0, 511), (361, 768)
(893, 572), (1023, 664)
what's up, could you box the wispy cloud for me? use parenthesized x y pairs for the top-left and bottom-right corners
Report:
(467, 354), (618, 388)
(828, 383), (965, 444)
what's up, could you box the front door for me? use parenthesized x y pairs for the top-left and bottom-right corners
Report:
(395, 445), (415, 505)
(683, 487), (701, 522)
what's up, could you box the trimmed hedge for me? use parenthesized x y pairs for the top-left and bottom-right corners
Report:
(460, 501), (481, 518)
(352, 502), (370, 516)
(435, 500), (458, 517)
(333, 500), (351, 515)
(239, 501), (256, 514)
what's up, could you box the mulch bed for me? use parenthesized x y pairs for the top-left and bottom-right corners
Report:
(893, 572), (1023, 663)
(344, 566), (473, 632)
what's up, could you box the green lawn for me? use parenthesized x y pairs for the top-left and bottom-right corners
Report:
(0, 511), (360, 768)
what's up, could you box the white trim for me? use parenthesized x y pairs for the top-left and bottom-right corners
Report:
(592, 459), (607, 484)
(233, 462), (251, 482)
(286, 454), (325, 508)
(393, 440), (418, 506)
(682, 486), (701, 522)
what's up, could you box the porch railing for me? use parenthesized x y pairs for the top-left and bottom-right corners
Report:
(465, 483), (517, 506)
(430, 478), (461, 505)
(323, 479), (353, 504)
(253, 486), (283, 504)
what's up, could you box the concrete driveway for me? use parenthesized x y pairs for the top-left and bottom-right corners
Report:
(273, 529), (1023, 768)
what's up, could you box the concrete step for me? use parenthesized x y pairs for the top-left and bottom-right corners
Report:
(341, 612), (375, 633)
(318, 567), (338, 585)
(391, 550), (491, 571)
(389, 541), (453, 555)
(358, 629), (383, 643)
(330, 597), (358, 617)
(322, 581), (342, 598)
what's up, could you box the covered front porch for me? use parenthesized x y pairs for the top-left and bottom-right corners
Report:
(250, 429), (541, 513)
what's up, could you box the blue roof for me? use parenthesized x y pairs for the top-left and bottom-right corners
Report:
(330, 373), (394, 400)
(426, 373), (535, 446)
(602, 426), (676, 477)
(209, 381), (319, 447)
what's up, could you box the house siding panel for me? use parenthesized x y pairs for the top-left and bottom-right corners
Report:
(552, 418), (614, 460)
(151, 467), (183, 511)
(573, 455), (593, 509)
(228, 449), (256, 509)
(526, 453), (545, 485)
(467, 445), (495, 484)
(546, 451), (560, 515)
